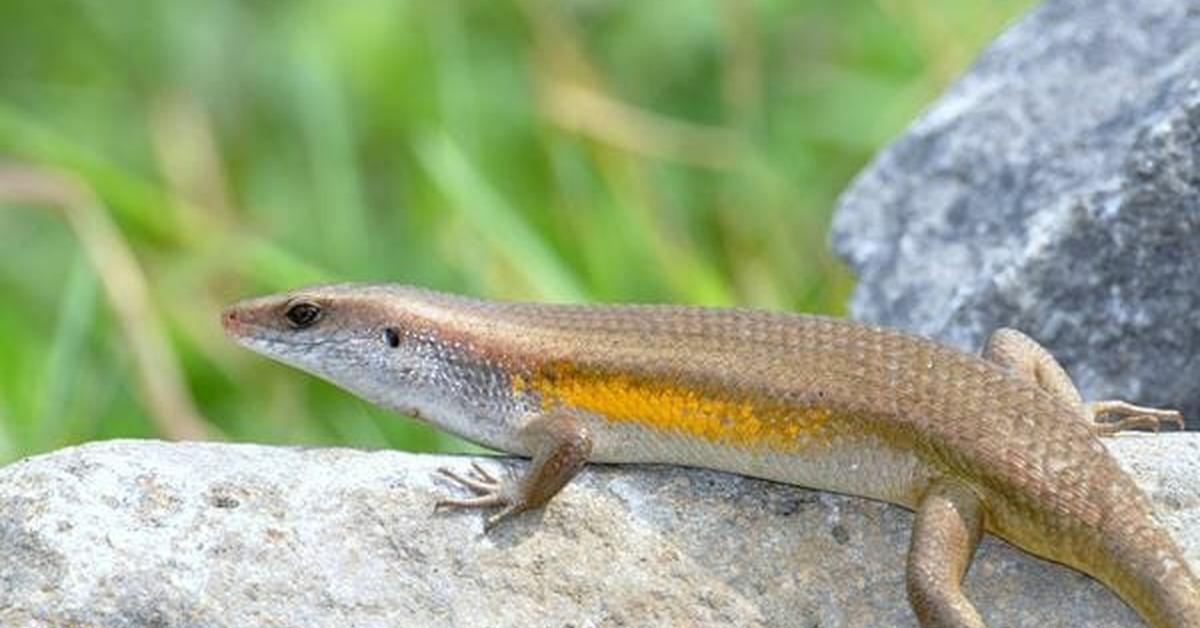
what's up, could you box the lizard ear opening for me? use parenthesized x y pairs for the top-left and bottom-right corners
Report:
(384, 327), (401, 348)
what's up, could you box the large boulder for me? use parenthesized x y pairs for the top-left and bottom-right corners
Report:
(0, 438), (1196, 627)
(831, 0), (1200, 429)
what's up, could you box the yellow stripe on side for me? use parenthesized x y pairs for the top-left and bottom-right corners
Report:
(523, 361), (834, 451)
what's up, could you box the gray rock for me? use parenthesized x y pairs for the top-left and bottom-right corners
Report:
(830, 0), (1200, 429)
(0, 438), (1196, 627)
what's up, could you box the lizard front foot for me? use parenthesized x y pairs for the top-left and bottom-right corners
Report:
(434, 413), (592, 531)
(435, 462), (525, 530)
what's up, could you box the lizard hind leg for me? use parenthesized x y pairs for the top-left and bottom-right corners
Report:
(981, 328), (1183, 436)
(982, 328), (1086, 414)
(906, 479), (986, 628)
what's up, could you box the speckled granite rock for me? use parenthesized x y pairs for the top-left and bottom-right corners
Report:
(0, 438), (1195, 627)
(830, 0), (1200, 429)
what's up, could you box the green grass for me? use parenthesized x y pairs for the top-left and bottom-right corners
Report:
(0, 0), (1033, 461)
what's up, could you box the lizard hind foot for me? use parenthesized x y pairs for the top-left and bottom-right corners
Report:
(1087, 400), (1185, 435)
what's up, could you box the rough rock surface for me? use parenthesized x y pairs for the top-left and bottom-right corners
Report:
(830, 0), (1200, 429)
(0, 438), (1196, 627)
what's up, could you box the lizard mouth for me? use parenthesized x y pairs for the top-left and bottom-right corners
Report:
(220, 303), (287, 347)
(220, 303), (275, 344)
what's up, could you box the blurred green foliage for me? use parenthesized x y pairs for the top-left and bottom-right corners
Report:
(0, 0), (1032, 461)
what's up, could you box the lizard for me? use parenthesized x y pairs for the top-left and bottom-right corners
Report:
(221, 283), (1200, 627)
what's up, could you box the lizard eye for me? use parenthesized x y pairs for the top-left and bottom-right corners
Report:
(284, 301), (322, 328)
(383, 327), (401, 348)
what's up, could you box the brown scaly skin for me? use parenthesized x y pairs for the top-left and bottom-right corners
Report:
(223, 283), (1200, 627)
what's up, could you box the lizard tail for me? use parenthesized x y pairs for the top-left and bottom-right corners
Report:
(1094, 512), (1200, 628)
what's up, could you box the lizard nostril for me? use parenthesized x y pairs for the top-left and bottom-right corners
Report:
(222, 308), (240, 330)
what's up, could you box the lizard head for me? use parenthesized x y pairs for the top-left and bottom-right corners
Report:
(221, 283), (447, 417)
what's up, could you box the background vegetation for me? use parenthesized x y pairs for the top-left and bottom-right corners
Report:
(0, 0), (1033, 461)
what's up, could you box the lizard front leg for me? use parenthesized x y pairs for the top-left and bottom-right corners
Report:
(436, 411), (593, 530)
(982, 328), (1183, 435)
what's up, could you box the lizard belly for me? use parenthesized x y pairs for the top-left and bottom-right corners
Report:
(584, 417), (935, 509)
